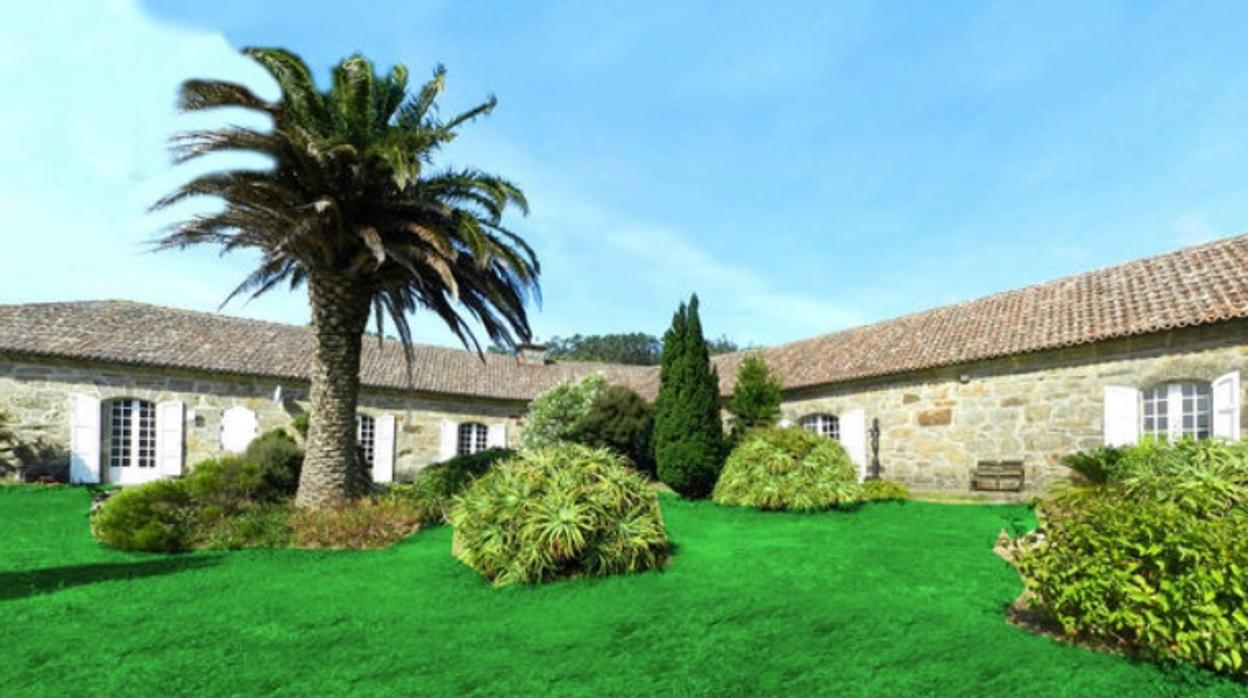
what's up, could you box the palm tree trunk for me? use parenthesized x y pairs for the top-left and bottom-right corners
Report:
(296, 273), (373, 509)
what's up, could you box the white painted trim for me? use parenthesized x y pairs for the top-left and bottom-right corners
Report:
(68, 393), (101, 484)
(1103, 385), (1141, 446)
(373, 414), (395, 483)
(1212, 371), (1241, 441)
(156, 400), (184, 476)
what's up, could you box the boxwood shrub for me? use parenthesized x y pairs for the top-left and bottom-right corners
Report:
(712, 427), (860, 511)
(449, 444), (668, 586)
(1017, 438), (1248, 677)
(407, 447), (515, 524)
(860, 479), (910, 502)
(93, 479), (198, 552)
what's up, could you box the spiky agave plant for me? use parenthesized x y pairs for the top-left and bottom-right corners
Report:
(712, 427), (861, 511)
(155, 49), (539, 508)
(449, 444), (668, 586)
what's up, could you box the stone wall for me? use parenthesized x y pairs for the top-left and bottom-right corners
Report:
(0, 354), (525, 482)
(779, 320), (1248, 494)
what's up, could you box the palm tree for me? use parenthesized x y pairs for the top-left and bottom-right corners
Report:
(155, 49), (540, 508)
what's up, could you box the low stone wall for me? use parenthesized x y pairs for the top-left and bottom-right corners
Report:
(0, 354), (524, 482)
(779, 320), (1248, 494)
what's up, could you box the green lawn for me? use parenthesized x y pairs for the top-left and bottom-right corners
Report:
(1, 487), (1241, 696)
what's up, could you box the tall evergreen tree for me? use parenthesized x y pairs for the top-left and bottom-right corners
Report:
(654, 294), (725, 498)
(727, 352), (783, 441)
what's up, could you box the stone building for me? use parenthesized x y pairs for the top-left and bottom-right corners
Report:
(3, 234), (1247, 493)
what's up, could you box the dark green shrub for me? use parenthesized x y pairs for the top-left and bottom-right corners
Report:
(861, 479), (910, 502)
(654, 295), (725, 498)
(291, 412), (309, 440)
(185, 457), (267, 511)
(244, 429), (304, 497)
(571, 385), (655, 475)
(449, 444), (668, 586)
(712, 428), (860, 511)
(1061, 446), (1126, 484)
(726, 353), (782, 441)
(406, 448), (515, 524)
(93, 479), (198, 552)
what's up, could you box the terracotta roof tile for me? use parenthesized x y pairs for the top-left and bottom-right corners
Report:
(0, 300), (654, 401)
(3, 234), (1247, 400)
(712, 233), (1248, 392)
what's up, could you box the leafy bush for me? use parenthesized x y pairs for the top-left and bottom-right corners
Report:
(291, 412), (310, 440)
(243, 429), (304, 496)
(407, 448), (515, 524)
(861, 479), (910, 502)
(1061, 445), (1127, 485)
(654, 295), (725, 498)
(571, 385), (655, 475)
(449, 444), (668, 586)
(712, 428), (860, 511)
(290, 489), (429, 549)
(1016, 438), (1248, 677)
(93, 479), (198, 552)
(196, 502), (293, 549)
(726, 353), (782, 441)
(185, 457), (267, 511)
(520, 375), (605, 449)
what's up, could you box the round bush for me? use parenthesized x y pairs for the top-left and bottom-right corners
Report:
(712, 427), (860, 511)
(571, 385), (655, 475)
(449, 444), (669, 586)
(407, 448), (515, 525)
(861, 479), (911, 502)
(93, 479), (197, 552)
(243, 428), (304, 497)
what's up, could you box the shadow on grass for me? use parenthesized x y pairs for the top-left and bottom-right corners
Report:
(0, 556), (219, 602)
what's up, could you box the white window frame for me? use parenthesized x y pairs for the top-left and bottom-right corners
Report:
(105, 398), (157, 470)
(356, 414), (376, 468)
(457, 422), (488, 456)
(1141, 381), (1212, 441)
(799, 413), (840, 441)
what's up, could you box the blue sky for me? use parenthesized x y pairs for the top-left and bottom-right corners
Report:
(3, 1), (1248, 349)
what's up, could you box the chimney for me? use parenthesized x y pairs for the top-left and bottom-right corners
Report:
(516, 343), (549, 366)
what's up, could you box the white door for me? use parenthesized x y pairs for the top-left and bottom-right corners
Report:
(105, 399), (163, 485)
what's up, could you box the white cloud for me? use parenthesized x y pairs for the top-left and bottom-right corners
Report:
(0, 0), (858, 350)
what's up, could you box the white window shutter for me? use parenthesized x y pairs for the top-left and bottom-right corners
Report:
(373, 414), (396, 483)
(1103, 386), (1141, 446)
(68, 393), (101, 484)
(220, 406), (258, 453)
(486, 423), (507, 449)
(840, 408), (867, 481)
(1212, 371), (1241, 441)
(156, 401), (185, 476)
(438, 420), (458, 462)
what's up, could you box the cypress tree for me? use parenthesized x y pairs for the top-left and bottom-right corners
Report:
(654, 294), (725, 498)
(727, 352), (783, 441)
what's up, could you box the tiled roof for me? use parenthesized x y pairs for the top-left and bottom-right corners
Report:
(2, 234), (1247, 400)
(713, 233), (1248, 392)
(0, 300), (654, 401)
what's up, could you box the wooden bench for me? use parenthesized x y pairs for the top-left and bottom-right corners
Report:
(972, 460), (1025, 492)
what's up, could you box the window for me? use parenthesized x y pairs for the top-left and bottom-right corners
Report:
(799, 413), (839, 441)
(357, 414), (376, 467)
(457, 422), (488, 456)
(106, 399), (156, 469)
(1142, 382), (1211, 441)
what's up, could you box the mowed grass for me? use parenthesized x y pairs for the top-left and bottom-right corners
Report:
(1, 486), (1242, 696)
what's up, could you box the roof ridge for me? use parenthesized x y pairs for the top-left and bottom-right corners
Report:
(718, 231), (1248, 359)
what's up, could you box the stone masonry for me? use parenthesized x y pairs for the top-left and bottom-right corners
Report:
(0, 354), (524, 482)
(779, 320), (1248, 494)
